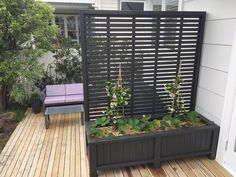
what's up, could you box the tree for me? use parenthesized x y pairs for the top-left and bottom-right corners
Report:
(0, 0), (59, 110)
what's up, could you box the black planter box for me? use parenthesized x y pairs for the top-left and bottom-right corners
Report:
(31, 99), (41, 114)
(86, 115), (220, 177)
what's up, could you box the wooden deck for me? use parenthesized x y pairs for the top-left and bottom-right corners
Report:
(0, 111), (233, 177)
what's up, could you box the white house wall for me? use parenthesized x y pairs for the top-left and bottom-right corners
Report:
(183, 0), (236, 124)
(96, 0), (153, 10)
(183, 0), (236, 165)
(97, 0), (118, 10)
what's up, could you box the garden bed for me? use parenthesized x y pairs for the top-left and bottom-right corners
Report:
(0, 112), (18, 152)
(86, 115), (220, 177)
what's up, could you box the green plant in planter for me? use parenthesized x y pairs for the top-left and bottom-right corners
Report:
(164, 62), (186, 118)
(103, 64), (130, 123)
(164, 62), (202, 127)
(89, 63), (204, 138)
(90, 64), (130, 136)
(187, 111), (201, 127)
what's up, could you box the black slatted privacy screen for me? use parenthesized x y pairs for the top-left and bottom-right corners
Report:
(80, 10), (206, 121)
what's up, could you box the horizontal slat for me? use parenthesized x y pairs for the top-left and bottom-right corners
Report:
(82, 11), (204, 120)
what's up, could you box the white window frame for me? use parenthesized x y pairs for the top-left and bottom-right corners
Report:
(54, 14), (80, 43)
(152, 0), (181, 11)
(120, 0), (145, 11)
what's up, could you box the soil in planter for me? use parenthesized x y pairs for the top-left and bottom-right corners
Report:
(0, 112), (18, 152)
(90, 116), (206, 138)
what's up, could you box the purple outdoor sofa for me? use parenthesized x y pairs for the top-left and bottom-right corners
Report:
(43, 83), (84, 128)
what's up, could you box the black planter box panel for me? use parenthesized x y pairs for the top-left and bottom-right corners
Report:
(79, 10), (220, 177)
(86, 116), (220, 177)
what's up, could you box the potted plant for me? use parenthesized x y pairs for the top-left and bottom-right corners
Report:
(30, 91), (41, 114)
(85, 64), (220, 177)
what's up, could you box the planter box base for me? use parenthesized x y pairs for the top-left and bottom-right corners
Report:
(85, 115), (220, 177)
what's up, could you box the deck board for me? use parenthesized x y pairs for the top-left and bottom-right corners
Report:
(0, 112), (233, 177)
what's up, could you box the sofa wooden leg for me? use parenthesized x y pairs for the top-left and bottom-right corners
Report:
(45, 115), (50, 129)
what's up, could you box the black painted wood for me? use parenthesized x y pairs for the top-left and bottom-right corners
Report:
(86, 116), (220, 177)
(80, 10), (206, 121)
(79, 10), (220, 177)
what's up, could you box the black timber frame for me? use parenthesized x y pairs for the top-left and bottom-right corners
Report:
(79, 10), (220, 177)
(80, 10), (206, 121)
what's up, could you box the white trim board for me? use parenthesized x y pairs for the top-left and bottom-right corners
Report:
(217, 23), (236, 165)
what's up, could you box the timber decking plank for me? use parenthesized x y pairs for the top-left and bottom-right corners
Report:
(27, 115), (47, 177)
(191, 158), (215, 177)
(39, 114), (57, 177)
(51, 114), (65, 177)
(10, 114), (39, 177)
(0, 112), (233, 177)
(0, 109), (30, 165)
(33, 115), (54, 177)
(121, 168), (130, 177)
(199, 157), (233, 177)
(70, 113), (76, 177)
(45, 114), (61, 177)
(138, 165), (153, 177)
(162, 162), (179, 177)
(130, 166), (142, 177)
(105, 169), (116, 177)
(21, 114), (45, 177)
(0, 113), (35, 177)
(168, 161), (188, 177)
(175, 159), (196, 177)
(64, 113), (72, 177)
(113, 168), (124, 177)
(16, 114), (43, 177)
(0, 113), (30, 174)
(197, 157), (228, 177)
(183, 159), (205, 177)
(75, 113), (81, 177)
(58, 114), (69, 177)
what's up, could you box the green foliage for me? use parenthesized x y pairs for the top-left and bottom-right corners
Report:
(165, 63), (185, 118)
(93, 117), (111, 127)
(33, 71), (55, 92)
(187, 111), (199, 126)
(105, 80), (130, 121)
(148, 119), (161, 131)
(0, 0), (59, 107)
(0, 56), (44, 104)
(30, 91), (40, 102)
(89, 64), (203, 138)
(0, 0), (58, 52)
(8, 103), (27, 122)
(34, 36), (82, 91)
(89, 127), (105, 137)
(160, 116), (172, 130)
(52, 37), (82, 83)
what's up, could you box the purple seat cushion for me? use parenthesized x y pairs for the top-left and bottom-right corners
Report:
(46, 84), (65, 96)
(65, 83), (83, 95)
(44, 96), (65, 105)
(65, 94), (84, 103)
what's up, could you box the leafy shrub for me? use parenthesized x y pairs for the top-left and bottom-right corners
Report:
(89, 64), (203, 138)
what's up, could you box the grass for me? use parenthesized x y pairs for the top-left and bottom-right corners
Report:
(8, 103), (27, 122)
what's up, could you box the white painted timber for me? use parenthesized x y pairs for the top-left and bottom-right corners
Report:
(198, 66), (227, 97)
(204, 20), (236, 46)
(98, 0), (118, 10)
(201, 44), (231, 72)
(217, 26), (236, 166)
(196, 87), (224, 124)
(41, 0), (95, 4)
(184, 0), (236, 20)
(183, 0), (236, 167)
